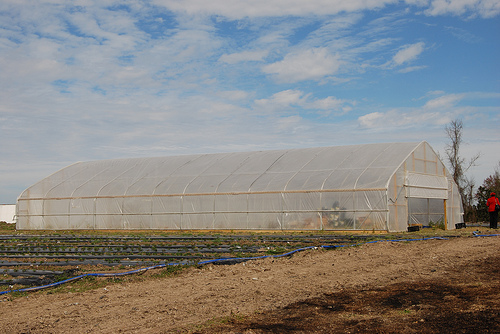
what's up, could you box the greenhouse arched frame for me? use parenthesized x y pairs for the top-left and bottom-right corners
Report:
(16, 142), (463, 231)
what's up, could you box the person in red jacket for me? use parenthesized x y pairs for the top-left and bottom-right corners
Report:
(486, 192), (500, 229)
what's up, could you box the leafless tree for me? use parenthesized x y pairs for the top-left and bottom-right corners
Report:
(444, 119), (480, 221)
(462, 178), (477, 222)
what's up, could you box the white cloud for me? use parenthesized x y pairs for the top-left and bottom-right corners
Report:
(152, 0), (500, 20)
(254, 90), (308, 113)
(309, 96), (349, 111)
(445, 26), (480, 43)
(423, 93), (465, 109)
(256, 89), (305, 106)
(392, 42), (425, 66)
(398, 65), (428, 73)
(219, 50), (268, 64)
(155, 0), (396, 19)
(254, 89), (354, 116)
(422, 0), (500, 18)
(156, 0), (500, 19)
(378, 41), (426, 71)
(358, 108), (451, 129)
(358, 92), (486, 130)
(357, 112), (384, 128)
(262, 48), (343, 83)
(216, 90), (250, 101)
(275, 115), (311, 134)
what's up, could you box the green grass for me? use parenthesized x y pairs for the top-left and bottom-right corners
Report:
(0, 222), (16, 231)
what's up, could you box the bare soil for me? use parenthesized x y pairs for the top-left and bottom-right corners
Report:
(0, 232), (498, 333)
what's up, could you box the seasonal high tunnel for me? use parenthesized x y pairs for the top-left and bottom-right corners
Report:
(16, 142), (463, 231)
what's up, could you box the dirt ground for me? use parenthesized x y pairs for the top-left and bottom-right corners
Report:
(0, 231), (498, 333)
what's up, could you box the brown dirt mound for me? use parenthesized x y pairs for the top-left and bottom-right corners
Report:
(0, 234), (498, 333)
(196, 256), (499, 333)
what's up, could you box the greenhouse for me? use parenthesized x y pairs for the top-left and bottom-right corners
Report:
(16, 142), (463, 232)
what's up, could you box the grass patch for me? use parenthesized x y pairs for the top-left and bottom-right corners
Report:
(47, 276), (111, 294)
(265, 246), (289, 255)
(0, 221), (16, 231)
(150, 264), (190, 279)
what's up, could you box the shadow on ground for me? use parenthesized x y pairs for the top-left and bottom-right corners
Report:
(194, 255), (500, 333)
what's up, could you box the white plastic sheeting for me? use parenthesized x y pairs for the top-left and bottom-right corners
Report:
(0, 205), (16, 224)
(405, 172), (449, 199)
(16, 142), (463, 231)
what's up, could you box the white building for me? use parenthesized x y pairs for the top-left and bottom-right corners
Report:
(0, 204), (16, 224)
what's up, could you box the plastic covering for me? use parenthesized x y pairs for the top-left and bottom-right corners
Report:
(16, 142), (463, 231)
(0, 205), (16, 224)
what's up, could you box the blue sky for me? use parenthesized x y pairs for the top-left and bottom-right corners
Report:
(1, 0), (499, 203)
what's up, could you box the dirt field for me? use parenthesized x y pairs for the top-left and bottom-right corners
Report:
(0, 230), (498, 333)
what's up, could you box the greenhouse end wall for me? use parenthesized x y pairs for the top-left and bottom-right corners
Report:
(387, 141), (462, 231)
(16, 142), (463, 231)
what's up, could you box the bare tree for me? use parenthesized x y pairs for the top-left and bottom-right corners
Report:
(444, 119), (480, 221)
(462, 177), (476, 222)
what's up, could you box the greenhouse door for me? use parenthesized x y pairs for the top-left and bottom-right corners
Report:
(405, 173), (449, 228)
(408, 198), (445, 227)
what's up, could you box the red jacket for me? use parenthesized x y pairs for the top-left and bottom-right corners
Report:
(487, 196), (500, 212)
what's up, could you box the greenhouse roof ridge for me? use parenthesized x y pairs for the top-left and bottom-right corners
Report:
(19, 141), (430, 201)
(76, 141), (424, 164)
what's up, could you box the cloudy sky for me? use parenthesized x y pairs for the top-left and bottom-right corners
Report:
(1, 0), (499, 203)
